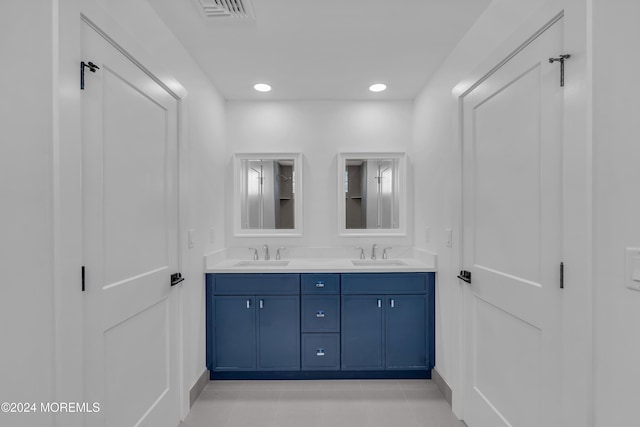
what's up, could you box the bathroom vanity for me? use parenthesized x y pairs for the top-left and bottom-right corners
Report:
(205, 265), (435, 380)
(211, 150), (433, 379)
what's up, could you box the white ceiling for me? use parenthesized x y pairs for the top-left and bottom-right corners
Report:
(147, 0), (492, 100)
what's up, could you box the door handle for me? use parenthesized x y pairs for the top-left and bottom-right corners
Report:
(170, 272), (184, 286)
(457, 270), (471, 284)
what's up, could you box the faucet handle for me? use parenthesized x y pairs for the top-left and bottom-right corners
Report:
(276, 247), (287, 260)
(356, 246), (365, 260)
(371, 243), (378, 260)
(382, 247), (392, 259)
(248, 247), (259, 260)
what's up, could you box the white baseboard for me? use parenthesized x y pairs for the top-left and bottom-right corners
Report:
(189, 370), (209, 408)
(432, 368), (452, 407)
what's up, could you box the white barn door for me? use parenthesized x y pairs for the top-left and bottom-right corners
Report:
(81, 21), (181, 427)
(461, 18), (564, 427)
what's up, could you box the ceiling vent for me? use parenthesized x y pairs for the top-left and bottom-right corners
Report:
(193, 0), (255, 20)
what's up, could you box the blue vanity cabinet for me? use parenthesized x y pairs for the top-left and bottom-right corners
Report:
(301, 273), (340, 333)
(207, 274), (300, 372)
(213, 296), (257, 370)
(257, 295), (300, 370)
(207, 271), (434, 378)
(341, 273), (435, 371)
(341, 295), (427, 370)
(301, 274), (341, 370)
(341, 295), (385, 370)
(385, 295), (428, 370)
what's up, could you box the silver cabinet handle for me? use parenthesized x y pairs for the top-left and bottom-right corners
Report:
(377, 299), (382, 308)
(246, 300), (251, 309)
(315, 281), (325, 288)
(259, 299), (264, 309)
(316, 348), (325, 356)
(316, 310), (325, 318)
(390, 299), (395, 308)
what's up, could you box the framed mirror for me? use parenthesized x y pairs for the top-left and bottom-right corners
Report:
(338, 152), (406, 236)
(233, 153), (303, 236)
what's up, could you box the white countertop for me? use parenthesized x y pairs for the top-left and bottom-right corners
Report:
(204, 247), (437, 274)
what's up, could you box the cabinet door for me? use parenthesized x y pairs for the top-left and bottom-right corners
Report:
(341, 295), (384, 370)
(257, 296), (300, 370)
(386, 295), (427, 370)
(214, 296), (256, 371)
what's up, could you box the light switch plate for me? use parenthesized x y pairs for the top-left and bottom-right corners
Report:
(625, 247), (640, 292)
(187, 229), (195, 249)
(445, 228), (453, 248)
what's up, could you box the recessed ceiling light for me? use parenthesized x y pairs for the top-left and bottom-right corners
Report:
(369, 83), (387, 93)
(254, 83), (272, 92)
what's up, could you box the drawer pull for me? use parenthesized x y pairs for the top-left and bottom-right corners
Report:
(315, 281), (325, 288)
(316, 310), (325, 318)
(316, 348), (325, 356)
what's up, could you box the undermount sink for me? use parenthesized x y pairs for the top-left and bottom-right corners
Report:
(233, 260), (290, 267)
(351, 259), (407, 266)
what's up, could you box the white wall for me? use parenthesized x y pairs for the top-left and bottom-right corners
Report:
(0, 1), (226, 425)
(0, 1), (56, 426)
(225, 101), (414, 251)
(411, 0), (592, 424)
(592, 1), (640, 425)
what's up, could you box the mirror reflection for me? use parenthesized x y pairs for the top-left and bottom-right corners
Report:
(240, 158), (296, 230)
(344, 158), (400, 229)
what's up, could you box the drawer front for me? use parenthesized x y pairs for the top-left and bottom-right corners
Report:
(341, 273), (431, 295)
(301, 334), (340, 370)
(301, 274), (340, 294)
(302, 296), (340, 333)
(213, 273), (300, 295)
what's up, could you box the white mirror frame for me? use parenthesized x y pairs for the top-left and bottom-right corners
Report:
(337, 152), (407, 237)
(233, 153), (303, 237)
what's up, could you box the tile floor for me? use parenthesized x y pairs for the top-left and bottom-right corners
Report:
(181, 379), (466, 427)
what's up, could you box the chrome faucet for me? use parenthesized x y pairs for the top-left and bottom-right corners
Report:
(356, 246), (365, 260)
(382, 247), (392, 259)
(248, 247), (259, 260)
(371, 244), (378, 260)
(263, 244), (270, 261)
(276, 247), (286, 260)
